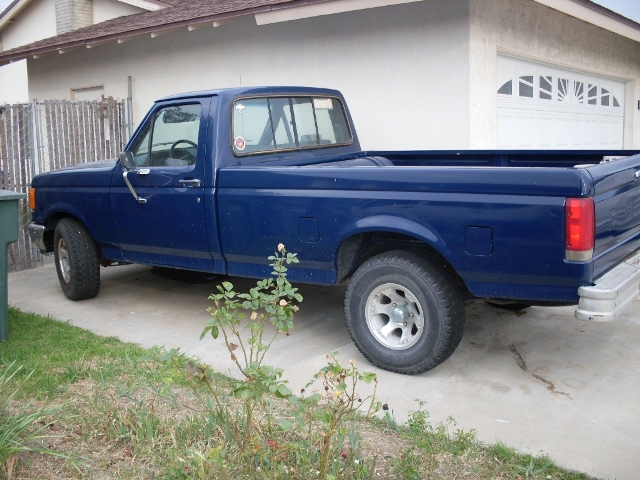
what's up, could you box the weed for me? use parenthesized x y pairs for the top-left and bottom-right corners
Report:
(0, 361), (80, 478)
(2, 294), (599, 478)
(285, 353), (384, 478)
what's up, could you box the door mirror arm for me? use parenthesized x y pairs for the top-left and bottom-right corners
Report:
(120, 152), (149, 204)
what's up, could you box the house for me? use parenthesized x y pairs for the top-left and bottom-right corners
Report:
(0, 0), (638, 150)
(0, 0), (168, 102)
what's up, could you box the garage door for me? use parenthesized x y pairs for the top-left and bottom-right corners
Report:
(497, 56), (625, 149)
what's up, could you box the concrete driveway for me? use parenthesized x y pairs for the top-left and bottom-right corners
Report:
(8, 263), (640, 479)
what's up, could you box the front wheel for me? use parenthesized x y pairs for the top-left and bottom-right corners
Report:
(54, 218), (100, 300)
(344, 251), (465, 374)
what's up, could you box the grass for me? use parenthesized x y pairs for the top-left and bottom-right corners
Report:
(0, 307), (596, 479)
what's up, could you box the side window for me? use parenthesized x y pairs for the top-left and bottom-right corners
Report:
(131, 104), (201, 167)
(232, 96), (352, 156)
(130, 122), (152, 166)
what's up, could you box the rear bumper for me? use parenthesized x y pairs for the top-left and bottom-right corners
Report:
(575, 250), (640, 322)
(28, 223), (47, 252)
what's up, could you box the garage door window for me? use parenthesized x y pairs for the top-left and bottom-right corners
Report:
(497, 56), (625, 149)
(500, 74), (621, 109)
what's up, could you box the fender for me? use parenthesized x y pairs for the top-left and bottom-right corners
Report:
(334, 214), (453, 263)
(40, 195), (123, 262)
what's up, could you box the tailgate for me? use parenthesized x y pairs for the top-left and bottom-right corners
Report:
(586, 154), (640, 277)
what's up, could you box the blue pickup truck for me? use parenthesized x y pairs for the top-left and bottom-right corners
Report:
(28, 86), (640, 374)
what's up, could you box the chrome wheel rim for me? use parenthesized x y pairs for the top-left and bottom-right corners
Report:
(57, 238), (71, 284)
(365, 283), (424, 350)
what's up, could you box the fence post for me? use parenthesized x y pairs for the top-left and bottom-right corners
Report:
(126, 76), (133, 142)
(33, 101), (44, 175)
(27, 102), (36, 178)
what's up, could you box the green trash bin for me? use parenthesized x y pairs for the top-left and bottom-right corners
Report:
(0, 190), (27, 342)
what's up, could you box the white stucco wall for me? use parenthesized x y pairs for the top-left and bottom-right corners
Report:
(0, 0), (145, 103)
(0, 61), (28, 102)
(0, 0), (57, 102)
(1, 0), (57, 49)
(469, 0), (640, 149)
(94, 0), (145, 24)
(27, 0), (471, 150)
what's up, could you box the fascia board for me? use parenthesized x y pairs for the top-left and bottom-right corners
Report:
(255, 0), (425, 25)
(533, 0), (640, 43)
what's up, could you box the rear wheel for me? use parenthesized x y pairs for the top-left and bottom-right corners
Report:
(344, 251), (465, 374)
(54, 218), (100, 300)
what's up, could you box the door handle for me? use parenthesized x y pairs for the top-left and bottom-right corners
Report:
(635, 170), (640, 179)
(179, 179), (201, 187)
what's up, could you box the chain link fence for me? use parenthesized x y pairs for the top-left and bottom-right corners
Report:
(0, 98), (129, 272)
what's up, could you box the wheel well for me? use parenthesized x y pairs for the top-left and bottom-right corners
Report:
(43, 215), (108, 264)
(336, 232), (463, 288)
(42, 213), (74, 252)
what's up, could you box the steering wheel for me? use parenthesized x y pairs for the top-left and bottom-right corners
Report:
(169, 139), (198, 162)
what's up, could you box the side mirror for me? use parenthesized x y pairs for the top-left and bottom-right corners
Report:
(119, 151), (135, 170)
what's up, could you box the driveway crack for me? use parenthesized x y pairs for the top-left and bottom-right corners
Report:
(509, 344), (570, 398)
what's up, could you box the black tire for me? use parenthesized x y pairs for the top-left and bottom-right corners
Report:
(54, 218), (100, 300)
(344, 250), (465, 374)
(486, 302), (531, 311)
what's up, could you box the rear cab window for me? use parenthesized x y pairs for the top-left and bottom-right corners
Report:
(232, 96), (352, 156)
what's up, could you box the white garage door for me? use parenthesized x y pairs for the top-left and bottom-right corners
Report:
(497, 56), (625, 149)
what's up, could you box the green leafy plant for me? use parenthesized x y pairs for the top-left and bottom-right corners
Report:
(199, 244), (302, 451)
(0, 361), (78, 478)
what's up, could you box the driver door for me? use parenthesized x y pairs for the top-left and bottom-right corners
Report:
(110, 99), (214, 271)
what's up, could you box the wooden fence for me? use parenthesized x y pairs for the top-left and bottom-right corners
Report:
(38, 98), (127, 171)
(0, 98), (128, 271)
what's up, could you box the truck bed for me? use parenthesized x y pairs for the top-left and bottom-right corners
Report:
(219, 150), (640, 302)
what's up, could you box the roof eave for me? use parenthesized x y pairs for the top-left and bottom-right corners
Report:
(0, 0), (339, 66)
(0, 0), (31, 31)
(533, 0), (640, 43)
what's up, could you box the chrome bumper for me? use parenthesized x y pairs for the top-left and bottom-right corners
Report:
(28, 223), (47, 252)
(576, 250), (640, 322)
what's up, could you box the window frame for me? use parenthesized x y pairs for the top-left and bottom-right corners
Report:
(129, 101), (203, 169)
(229, 94), (354, 158)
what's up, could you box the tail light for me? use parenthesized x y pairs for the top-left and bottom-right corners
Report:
(28, 188), (36, 211)
(565, 197), (594, 261)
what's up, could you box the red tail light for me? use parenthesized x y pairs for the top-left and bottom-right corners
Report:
(565, 197), (594, 261)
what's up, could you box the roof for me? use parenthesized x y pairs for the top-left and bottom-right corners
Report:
(0, 0), (331, 66)
(158, 85), (344, 102)
(0, 0), (638, 66)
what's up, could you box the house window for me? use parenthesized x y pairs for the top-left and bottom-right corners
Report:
(71, 86), (104, 101)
